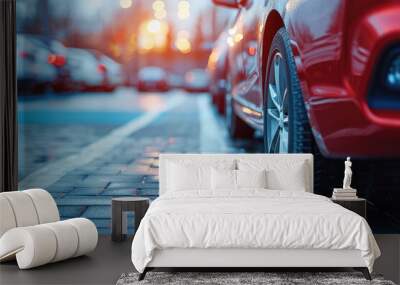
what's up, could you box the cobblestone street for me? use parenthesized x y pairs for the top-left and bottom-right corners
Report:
(18, 88), (263, 234)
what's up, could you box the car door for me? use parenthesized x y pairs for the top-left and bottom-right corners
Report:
(227, 10), (246, 102)
(235, 0), (265, 124)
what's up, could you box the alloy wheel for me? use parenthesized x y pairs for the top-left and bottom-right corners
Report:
(266, 52), (289, 153)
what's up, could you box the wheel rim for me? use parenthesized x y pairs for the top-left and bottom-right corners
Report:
(266, 52), (289, 153)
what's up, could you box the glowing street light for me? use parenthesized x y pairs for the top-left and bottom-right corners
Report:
(175, 37), (191, 54)
(152, 0), (167, 20)
(120, 0), (132, 9)
(152, 0), (165, 11)
(175, 30), (191, 54)
(138, 19), (169, 53)
(178, 0), (190, 10)
(177, 0), (190, 20)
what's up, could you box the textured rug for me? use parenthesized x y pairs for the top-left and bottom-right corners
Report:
(116, 272), (395, 285)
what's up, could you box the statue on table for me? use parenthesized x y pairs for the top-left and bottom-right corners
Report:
(342, 157), (353, 189)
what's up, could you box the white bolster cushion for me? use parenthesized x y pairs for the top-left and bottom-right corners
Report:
(24, 189), (60, 224)
(65, 218), (98, 257)
(0, 191), (39, 227)
(0, 218), (98, 269)
(0, 196), (17, 237)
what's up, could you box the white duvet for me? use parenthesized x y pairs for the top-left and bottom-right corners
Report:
(131, 190), (380, 273)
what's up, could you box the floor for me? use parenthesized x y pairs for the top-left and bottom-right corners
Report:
(2, 236), (399, 285)
(0, 235), (374, 285)
(0, 236), (133, 285)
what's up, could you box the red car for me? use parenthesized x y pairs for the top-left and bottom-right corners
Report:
(213, 0), (400, 158)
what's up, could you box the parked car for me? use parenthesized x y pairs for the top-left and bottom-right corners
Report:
(65, 48), (104, 91)
(213, 0), (400, 159)
(207, 31), (231, 114)
(183, 69), (210, 93)
(17, 34), (58, 93)
(89, 49), (123, 92)
(137, 66), (169, 92)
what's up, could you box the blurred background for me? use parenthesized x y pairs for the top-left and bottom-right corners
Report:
(17, 0), (251, 234)
(16, 0), (229, 95)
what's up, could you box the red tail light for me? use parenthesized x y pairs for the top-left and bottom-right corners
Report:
(247, 46), (256, 56)
(48, 54), (66, 67)
(97, 63), (107, 73)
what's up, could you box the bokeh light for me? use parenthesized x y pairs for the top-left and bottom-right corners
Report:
(175, 37), (191, 54)
(177, 0), (190, 20)
(119, 0), (132, 9)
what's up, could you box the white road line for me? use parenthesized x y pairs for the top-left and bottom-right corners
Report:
(199, 95), (232, 153)
(19, 95), (184, 189)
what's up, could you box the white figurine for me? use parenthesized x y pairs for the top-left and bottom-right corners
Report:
(342, 157), (353, 189)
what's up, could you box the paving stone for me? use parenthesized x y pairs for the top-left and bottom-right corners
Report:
(107, 182), (143, 189)
(55, 175), (87, 184)
(89, 218), (112, 228)
(85, 175), (143, 183)
(102, 189), (139, 196)
(59, 206), (87, 218)
(144, 176), (159, 183)
(69, 187), (106, 195)
(49, 192), (66, 199)
(55, 196), (112, 206)
(74, 180), (110, 188)
(82, 206), (111, 219)
(135, 158), (156, 166)
(95, 165), (128, 175)
(47, 184), (75, 193)
(137, 189), (159, 196)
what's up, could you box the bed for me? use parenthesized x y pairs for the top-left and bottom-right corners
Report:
(131, 154), (380, 280)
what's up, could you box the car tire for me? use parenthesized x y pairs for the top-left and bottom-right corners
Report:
(225, 93), (254, 139)
(216, 94), (225, 115)
(264, 27), (314, 154)
(264, 28), (330, 193)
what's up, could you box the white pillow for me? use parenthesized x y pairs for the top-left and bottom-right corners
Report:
(236, 169), (267, 189)
(167, 160), (235, 192)
(167, 163), (210, 191)
(211, 168), (236, 190)
(265, 163), (307, 191)
(237, 159), (308, 191)
(211, 169), (268, 191)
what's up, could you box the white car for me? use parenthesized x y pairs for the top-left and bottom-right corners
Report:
(183, 69), (210, 93)
(89, 49), (123, 92)
(137, 66), (169, 92)
(17, 34), (58, 93)
(66, 48), (103, 91)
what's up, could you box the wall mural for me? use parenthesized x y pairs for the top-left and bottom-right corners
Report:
(17, 0), (400, 235)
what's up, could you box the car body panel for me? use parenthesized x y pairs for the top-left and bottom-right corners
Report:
(224, 0), (400, 158)
(208, 29), (231, 100)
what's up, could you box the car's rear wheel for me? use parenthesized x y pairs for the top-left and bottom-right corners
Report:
(225, 93), (254, 139)
(264, 27), (313, 154)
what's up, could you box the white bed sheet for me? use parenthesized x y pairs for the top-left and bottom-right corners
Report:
(131, 190), (380, 273)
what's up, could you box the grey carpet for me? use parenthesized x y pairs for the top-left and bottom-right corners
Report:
(117, 272), (395, 285)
